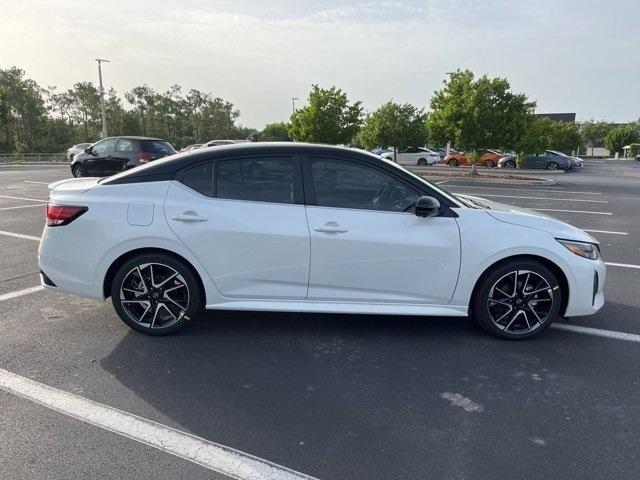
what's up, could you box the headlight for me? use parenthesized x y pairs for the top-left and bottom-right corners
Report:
(557, 239), (600, 260)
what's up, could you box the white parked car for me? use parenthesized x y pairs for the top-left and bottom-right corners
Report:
(67, 143), (93, 161)
(380, 147), (440, 166)
(39, 143), (605, 339)
(201, 139), (251, 148)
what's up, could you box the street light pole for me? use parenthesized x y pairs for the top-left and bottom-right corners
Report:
(95, 58), (110, 139)
(291, 97), (299, 116)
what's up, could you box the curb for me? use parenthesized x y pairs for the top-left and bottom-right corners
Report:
(420, 175), (555, 186)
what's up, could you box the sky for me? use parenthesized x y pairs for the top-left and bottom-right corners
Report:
(1, 0), (638, 128)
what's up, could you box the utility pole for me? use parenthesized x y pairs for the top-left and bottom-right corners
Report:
(95, 59), (110, 139)
(291, 97), (299, 116)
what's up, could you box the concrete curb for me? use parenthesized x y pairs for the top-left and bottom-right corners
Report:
(421, 174), (555, 186)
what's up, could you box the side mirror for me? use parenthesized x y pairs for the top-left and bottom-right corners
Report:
(415, 196), (441, 217)
(84, 147), (92, 154)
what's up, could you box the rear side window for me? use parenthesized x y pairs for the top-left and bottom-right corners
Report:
(180, 162), (214, 197)
(115, 138), (136, 153)
(141, 140), (177, 155)
(216, 157), (295, 204)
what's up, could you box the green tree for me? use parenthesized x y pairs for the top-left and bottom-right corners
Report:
(579, 120), (611, 156)
(359, 101), (426, 151)
(546, 120), (581, 153)
(288, 85), (363, 144)
(514, 116), (552, 157)
(257, 122), (290, 141)
(604, 125), (640, 156)
(427, 70), (535, 154)
(67, 81), (101, 141)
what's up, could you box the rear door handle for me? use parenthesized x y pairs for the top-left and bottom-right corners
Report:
(314, 224), (349, 233)
(172, 211), (208, 222)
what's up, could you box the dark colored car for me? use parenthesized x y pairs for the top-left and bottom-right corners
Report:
(70, 136), (177, 177)
(499, 151), (572, 170)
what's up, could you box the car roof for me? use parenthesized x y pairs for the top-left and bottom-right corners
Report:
(104, 136), (166, 141)
(102, 142), (380, 185)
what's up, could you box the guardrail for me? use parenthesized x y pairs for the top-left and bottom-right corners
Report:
(0, 153), (67, 164)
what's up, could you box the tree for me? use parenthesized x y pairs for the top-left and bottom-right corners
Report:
(579, 120), (611, 156)
(359, 101), (426, 151)
(257, 122), (290, 141)
(515, 116), (552, 156)
(604, 125), (640, 156)
(546, 120), (581, 153)
(426, 70), (535, 154)
(288, 85), (363, 144)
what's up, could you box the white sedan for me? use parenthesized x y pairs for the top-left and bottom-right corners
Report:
(39, 143), (605, 339)
(380, 147), (440, 166)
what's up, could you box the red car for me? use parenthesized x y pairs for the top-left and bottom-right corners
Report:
(443, 149), (503, 168)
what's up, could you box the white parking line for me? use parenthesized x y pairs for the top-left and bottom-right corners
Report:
(0, 230), (41, 242)
(606, 262), (640, 270)
(436, 181), (448, 185)
(23, 181), (50, 185)
(0, 194), (48, 202)
(0, 203), (46, 211)
(444, 185), (603, 195)
(0, 368), (318, 480)
(581, 229), (628, 236)
(0, 286), (44, 303)
(451, 193), (608, 203)
(552, 324), (640, 343)
(534, 208), (612, 215)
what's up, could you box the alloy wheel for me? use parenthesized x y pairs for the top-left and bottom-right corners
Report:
(486, 270), (554, 335)
(119, 262), (190, 329)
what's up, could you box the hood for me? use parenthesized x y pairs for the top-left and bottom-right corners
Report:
(457, 194), (597, 244)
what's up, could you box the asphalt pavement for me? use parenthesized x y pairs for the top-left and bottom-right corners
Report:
(1, 160), (639, 479)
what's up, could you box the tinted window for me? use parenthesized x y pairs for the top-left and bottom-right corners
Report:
(180, 162), (213, 197)
(115, 138), (136, 153)
(216, 157), (295, 204)
(92, 138), (117, 155)
(310, 158), (420, 212)
(141, 140), (176, 155)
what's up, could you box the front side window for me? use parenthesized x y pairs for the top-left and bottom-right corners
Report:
(92, 138), (117, 155)
(310, 158), (420, 213)
(216, 157), (295, 204)
(115, 138), (136, 153)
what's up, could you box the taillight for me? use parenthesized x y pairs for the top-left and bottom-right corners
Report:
(46, 204), (88, 226)
(138, 152), (151, 162)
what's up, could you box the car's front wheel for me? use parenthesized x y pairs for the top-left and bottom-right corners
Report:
(71, 163), (85, 177)
(503, 160), (516, 169)
(547, 162), (559, 170)
(449, 159), (459, 167)
(111, 253), (202, 335)
(484, 160), (495, 167)
(417, 158), (428, 166)
(472, 259), (561, 339)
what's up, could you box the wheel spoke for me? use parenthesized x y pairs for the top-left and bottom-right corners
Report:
(493, 306), (513, 324)
(489, 298), (512, 308)
(157, 272), (178, 288)
(495, 286), (513, 299)
(135, 266), (148, 293)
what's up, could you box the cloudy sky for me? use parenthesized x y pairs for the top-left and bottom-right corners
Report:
(1, 0), (638, 128)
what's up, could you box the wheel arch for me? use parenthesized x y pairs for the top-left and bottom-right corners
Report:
(470, 254), (569, 316)
(102, 247), (206, 304)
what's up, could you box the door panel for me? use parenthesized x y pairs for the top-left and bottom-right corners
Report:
(306, 207), (460, 303)
(85, 138), (117, 175)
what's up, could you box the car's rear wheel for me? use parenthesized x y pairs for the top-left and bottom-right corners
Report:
(484, 160), (495, 167)
(547, 162), (559, 170)
(71, 163), (85, 177)
(472, 259), (561, 339)
(111, 253), (202, 335)
(503, 160), (516, 169)
(449, 159), (459, 167)
(417, 158), (428, 166)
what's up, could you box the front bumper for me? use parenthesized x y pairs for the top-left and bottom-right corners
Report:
(563, 258), (606, 317)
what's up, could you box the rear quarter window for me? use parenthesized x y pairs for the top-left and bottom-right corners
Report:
(141, 140), (177, 155)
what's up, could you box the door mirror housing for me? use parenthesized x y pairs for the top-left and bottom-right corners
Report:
(415, 196), (440, 217)
(84, 147), (93, 154)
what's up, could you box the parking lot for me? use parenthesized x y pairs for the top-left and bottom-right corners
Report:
(1, 160), (640, 479)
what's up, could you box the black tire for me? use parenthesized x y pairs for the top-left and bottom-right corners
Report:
(503, 160), (516, 169)
(111, 253), (203, 335)
(547, 162), (558, 170)
(417, 158), (428, 166)
(484, 160), (495, 168)
(449, 159), (459, 167)
(71, 162), (85, 177)
(472, 259), (561, 340)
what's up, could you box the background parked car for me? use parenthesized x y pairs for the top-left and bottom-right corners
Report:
(179, 143), (203, 153)
(380, 146), (440, 166)
(70, 136), (177, 177)
(443, 149), (502, 167)
(436, 147), (460, 160)
(371, 147), (393, 156)
(201, 139), (251, 148)
(498, 151), (573, 170)
(66, 143), (93, 161)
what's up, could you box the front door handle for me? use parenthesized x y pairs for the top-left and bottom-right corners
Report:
(314, 223), (349, 233)
(172, 211), (208, 222)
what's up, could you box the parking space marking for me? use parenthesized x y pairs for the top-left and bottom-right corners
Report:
(23, 181), (50, 185)
(444, 185), (603, 195)
(552, 324), (640, 343)
(605, 262), (640, 270)
(0, 203), (46, 211)
(0, 194), (48, 202)
(0, 286), (44, 303)
(451, 193), (607, 203)
(0, 367), (318, 480)
(534, 208), (612, 215)
(436, 181), (448, 185)
(580, 229), (628, 236)
(0, 230), (41, 242)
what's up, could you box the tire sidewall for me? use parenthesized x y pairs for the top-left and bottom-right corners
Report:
(472, 260), (561, 339)
(111, 253), (202, 335)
